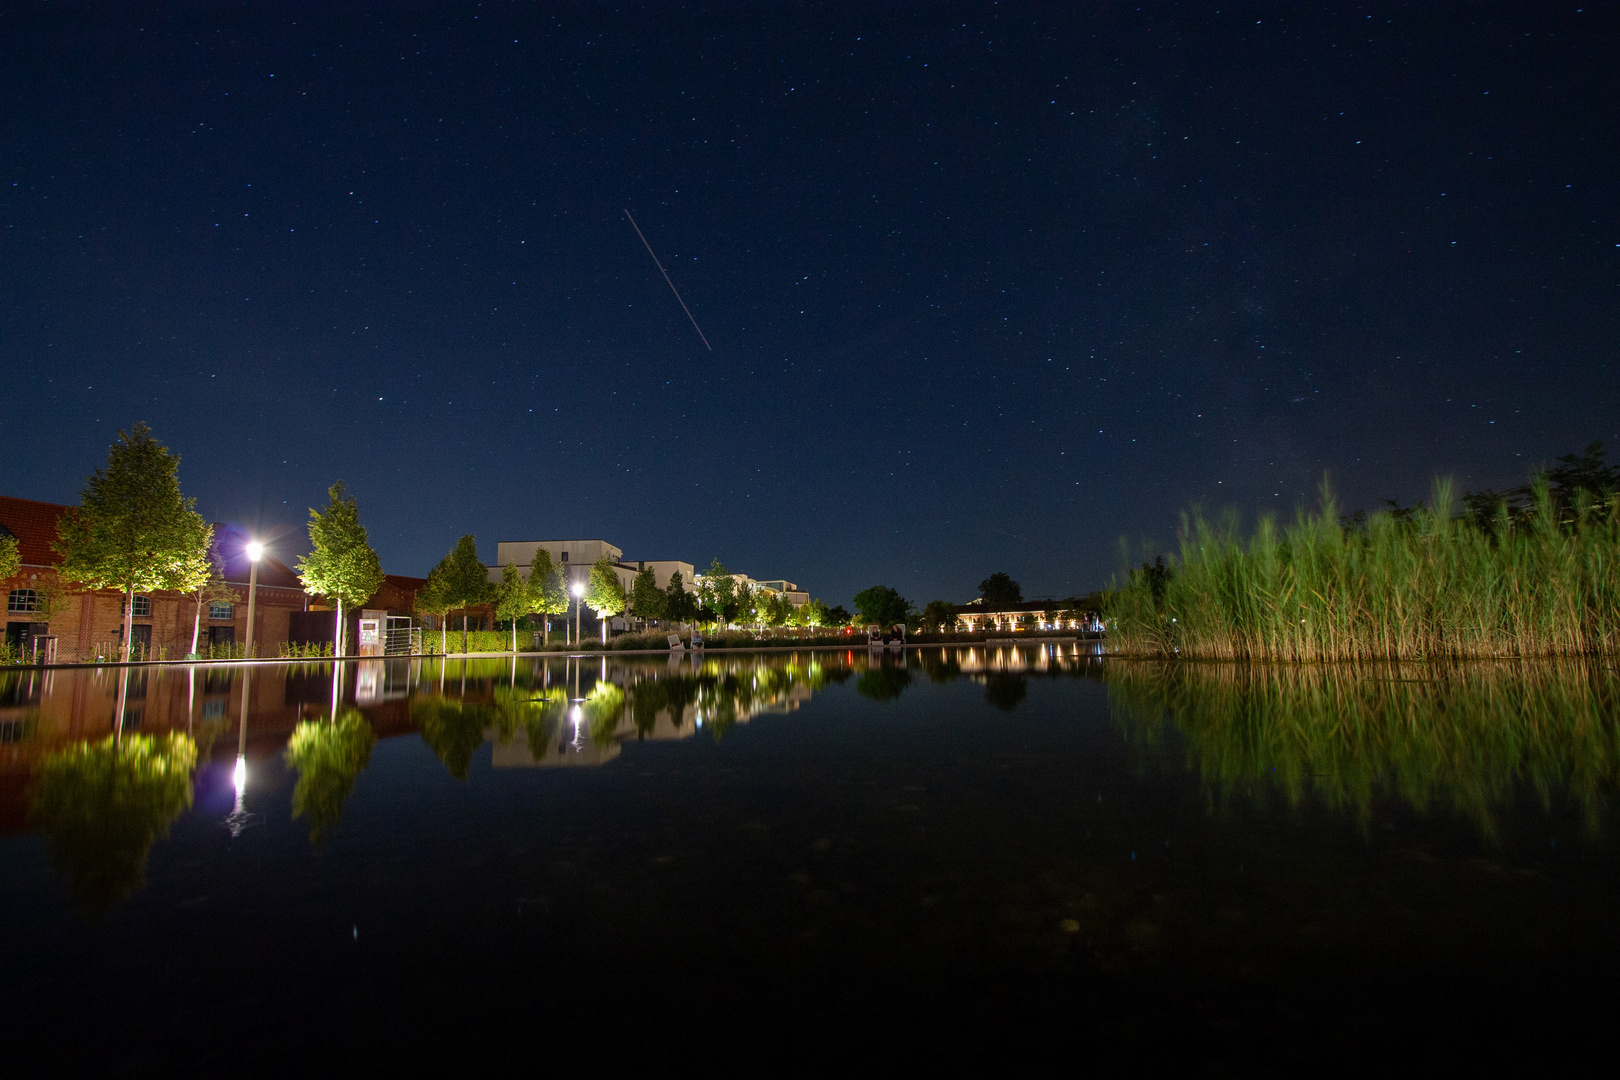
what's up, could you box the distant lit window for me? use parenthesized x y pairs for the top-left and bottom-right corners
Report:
(7, 589), (38, 613)
(122, 596), (152, 617)
(209, 602), (233, 620)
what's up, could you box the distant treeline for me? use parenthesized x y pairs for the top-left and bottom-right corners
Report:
(1107, 443), (1620, 661)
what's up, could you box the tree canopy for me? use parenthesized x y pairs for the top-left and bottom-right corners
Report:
(629, 565), (666, 623)
(920, 600), (958, 632)
(297, 481), (385, 610)
(584, 556), (627, 628)
(697, 559), (737, 625)
(978, 572), (1023, 611)
(664, 570), (697, 623)
(526, 549), (568, 619)
(54, 423), (213, 661)
(494, 563), (530, 651)
(435, 535), (495, 652)
(853, 585), (910, 627)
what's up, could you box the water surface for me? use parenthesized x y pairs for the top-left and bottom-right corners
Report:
(2, 647), (1617, 1068)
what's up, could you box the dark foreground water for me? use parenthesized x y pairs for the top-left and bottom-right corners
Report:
(3, 646), (1619, 1071)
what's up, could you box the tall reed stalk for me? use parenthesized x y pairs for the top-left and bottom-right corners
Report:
(1106, 480), (1620, 660)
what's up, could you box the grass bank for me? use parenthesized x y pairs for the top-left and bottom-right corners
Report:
(1106, 479), (1620, 660)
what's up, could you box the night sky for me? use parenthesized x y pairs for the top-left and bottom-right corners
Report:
(3, 2), (1616, 607)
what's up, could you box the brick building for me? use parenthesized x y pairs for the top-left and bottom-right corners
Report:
(1, 496), (307, 661)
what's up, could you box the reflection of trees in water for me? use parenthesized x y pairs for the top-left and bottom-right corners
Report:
(1107, 660), (1620, 839)
(29, 733), (197, 912)
(285, 711), (376, 843)
(856, 664), (912, 702)
(981, 673), (1028, 712)
(582, 683), (626, 746)
(412, 696), (494, 780)
(490, 685), (567, 761)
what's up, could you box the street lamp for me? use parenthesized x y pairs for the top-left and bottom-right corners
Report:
(243, 540), (264, 659)
(571, 580), (585, 647)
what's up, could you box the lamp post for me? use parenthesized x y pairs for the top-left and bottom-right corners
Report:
(243, 540), (264, 659)
(571, 580), (585, 647)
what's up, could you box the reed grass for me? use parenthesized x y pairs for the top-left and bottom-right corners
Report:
(1106, 479), (1620, 660)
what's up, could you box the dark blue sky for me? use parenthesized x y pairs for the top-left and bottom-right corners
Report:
(3, 2), (1616, 606)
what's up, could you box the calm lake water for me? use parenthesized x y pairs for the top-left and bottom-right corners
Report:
(3, 645), (1618, 1069)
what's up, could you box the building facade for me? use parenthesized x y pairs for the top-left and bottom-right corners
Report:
(1, 496), (307, 661)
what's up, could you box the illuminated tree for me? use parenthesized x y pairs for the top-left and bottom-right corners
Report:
(526, 549), (567, 643)
(415, 558), (455, 654)
(296, 482), (385, 658)
(584, 555), (626, 641)
(54, 423), (213, 662)
(435, 535), (495, 653)
(494, 563), (530, 653)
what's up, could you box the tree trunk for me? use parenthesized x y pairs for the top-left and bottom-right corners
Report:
(333, 598), (344, 658)
(461, 610), (468, 655)
(121, 584), (135, 663)
(511, 615), (517, 655)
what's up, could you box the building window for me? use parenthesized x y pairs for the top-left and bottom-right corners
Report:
(7, 589), (38, 613)
(209, 602), (234, 620)
(121, 596), (152, 617)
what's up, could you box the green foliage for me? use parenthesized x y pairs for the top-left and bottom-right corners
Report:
(285, 711), (376, 843)
(297, 481), (385, 613)
(490, 684), (567, 761)
(527, 549), (567, 617)
(1106, 476), (1620, 660)
(696, 559), (739, 625)
(581, 681), (626, 745)
(0, 534), (18, 581)
(821, 604), (852, 628)
(853, 585), (910, 627)
(54, 423), (213, 660)
(584, 556), (627, 630)
(630, 565), (666, 622)
(664, 570), (697, 622)
(433, 535), (496, 654)
(494, 563), (530, 650)
(279, 641), (334, 658)
(920, 600), (958, 632)
(29, 732), (197, 911)
(412, 696), (492, 780)
(978, 572), (1023, 610)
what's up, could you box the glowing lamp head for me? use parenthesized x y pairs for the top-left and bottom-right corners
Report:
(246, 541), (264, 562)
(232, 754), (247, 795)
(571, 582), (585, 598)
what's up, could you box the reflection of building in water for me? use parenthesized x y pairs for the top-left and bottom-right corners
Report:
(944, 642), (1105, 675)
(490, 655), (816, 769)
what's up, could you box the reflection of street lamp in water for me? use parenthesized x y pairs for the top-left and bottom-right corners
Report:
(226, 666), (255, 837)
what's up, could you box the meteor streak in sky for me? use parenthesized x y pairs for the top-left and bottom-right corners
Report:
(624, 208), (712, 351)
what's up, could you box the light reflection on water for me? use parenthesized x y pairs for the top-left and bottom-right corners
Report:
(5, 646), (1620, 1062)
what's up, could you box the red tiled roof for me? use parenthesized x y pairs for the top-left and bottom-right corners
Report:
(0, 496), (70, 566)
